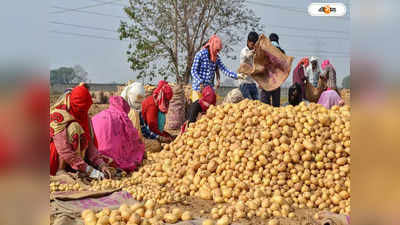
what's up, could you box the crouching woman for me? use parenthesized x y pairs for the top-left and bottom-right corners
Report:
(49, 84), (114, 179)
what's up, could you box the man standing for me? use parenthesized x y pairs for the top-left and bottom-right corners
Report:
(306, 56), (321, 87)
(239, 31), (259, 100)
(259, 33), (285, 107)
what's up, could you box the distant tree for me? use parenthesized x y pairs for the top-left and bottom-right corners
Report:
(72, 65), (88, 83)
(342, 75), (350, 89)
(50, 65), (88, 85)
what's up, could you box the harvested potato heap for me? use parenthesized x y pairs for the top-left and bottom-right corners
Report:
(81, 200), (193, 225)
(55, 99), (350, 223)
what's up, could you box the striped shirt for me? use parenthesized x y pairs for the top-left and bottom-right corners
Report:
(191, 49), (237, 91)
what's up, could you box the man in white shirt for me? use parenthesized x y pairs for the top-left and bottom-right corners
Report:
(239, 31), (259, 100)
(306, 56), (321, 87)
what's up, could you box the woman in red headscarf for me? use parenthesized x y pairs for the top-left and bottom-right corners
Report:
(292, 57), (309, 99)
(49, 83), (114, 178)
(180, 86), (216, 134)
(141, 81), (174, 142)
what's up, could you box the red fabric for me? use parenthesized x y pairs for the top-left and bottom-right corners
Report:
(142, 96), (171, 137)
(68, 86), (93, 138)
(50, 143), (59, 175)
(297, 57), (309, 68)
(199, 86), (216, 112)
(203, 35), (222, 63)
(152, 81), (173, 113)
(292, 60), (307, 99)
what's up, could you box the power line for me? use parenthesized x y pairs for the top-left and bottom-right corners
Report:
(265, 24), (349, 34)
(49, 6), (128, 19)
(86, 0), (127, 7)
(287, 49), (348, 54)
(49, 21), (117, 32)
(50, 0), (123, 14)
(49, 30), (125, 41)
(278, 33), (349, 40)
(247, 0), (306, 13)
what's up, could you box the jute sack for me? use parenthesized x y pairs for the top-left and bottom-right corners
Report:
(165, 84), (186, 130)
(238, 34), (293, 91)
(223, 88), (244, 104)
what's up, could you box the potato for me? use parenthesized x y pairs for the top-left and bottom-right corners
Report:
(181, 211), (192, 221)
(203, 219), (215, 225)
(216, 215), (230, 225)
(97, 215), (109, 225)
(130, 203), (144, 212)
(82, 209), (95, 219)
(268, 219), (279, 225)
(128, 213), (141, 224)
(163, 213), (178, 224)
(144, 200), (155, 210)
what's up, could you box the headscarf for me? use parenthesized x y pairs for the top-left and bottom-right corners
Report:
(68, 85), (93, 136)
(199, 86), (216, 112)
(109, 96), (131, 114)
(321, 59), (331, 71)
(152, 81), (173, 113)
(309, 56), (321, 72)
(51, 84), (93, 137)
(92, 96), (144, 172)
(121, 82), (145, 111)
(297, 57), (309, 68)
(203, 35), (222, 63)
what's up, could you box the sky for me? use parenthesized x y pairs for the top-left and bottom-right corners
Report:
(49, 0), (350, 87)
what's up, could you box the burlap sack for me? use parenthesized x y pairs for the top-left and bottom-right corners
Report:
(103, 91), (112, 104)
(238, 34), (293, 91)
(166, 84), (186, 130)
(317, 211), (350, 225)
(91, 91), (104, 104)
(223, 88), (244, 104)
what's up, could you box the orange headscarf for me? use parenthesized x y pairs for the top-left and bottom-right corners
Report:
(298, 57), (309, 68)
(152, 81), (173, 113)
(203, 35), (222, 63)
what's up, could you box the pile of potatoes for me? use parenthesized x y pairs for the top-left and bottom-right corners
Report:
(126, 100), (349, 221)
(62, 99), (350, 224)
(81, 200), (193, 225)
(49, 181), (83, 193)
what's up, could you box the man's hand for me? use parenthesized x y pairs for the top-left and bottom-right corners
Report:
(237, 73), (247, 80)
(216, 79), (220, 88)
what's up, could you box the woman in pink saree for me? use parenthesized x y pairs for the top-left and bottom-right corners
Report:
(92, 96), (145, 172)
